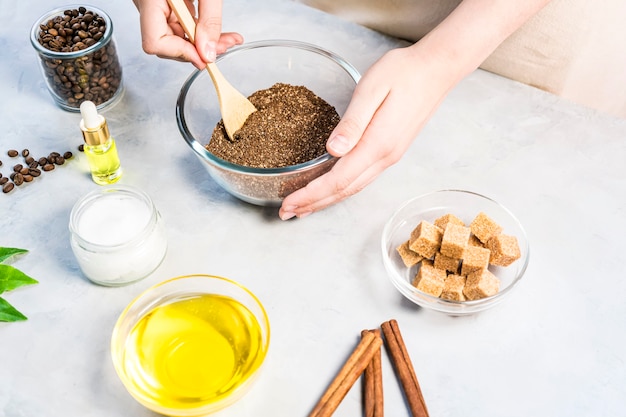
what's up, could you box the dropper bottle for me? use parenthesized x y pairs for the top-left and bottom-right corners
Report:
(79, 101), (122, 185)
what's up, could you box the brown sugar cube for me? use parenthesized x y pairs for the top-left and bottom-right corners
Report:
(463, 268), (500, 300)
(460, 245), (491, 275)
(434, 213), (465, 230)
(411, 263), (446, 297)
(441, 274), (467, 301)
(468, 234), (484, 247)
(486, 234), (521, 266)
(396, 240), (424, 267)
(434, 252), (460, 274)
(470, 212), (503, 243)
(440, 224), (471, 258)
(408, 220), (443, 259)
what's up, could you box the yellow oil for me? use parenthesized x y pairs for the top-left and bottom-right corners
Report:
(84, 138), (122, 185)
(122, 294), (266, 410)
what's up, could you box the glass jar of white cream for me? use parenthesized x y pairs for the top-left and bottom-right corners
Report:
(69, 185), (167, 286)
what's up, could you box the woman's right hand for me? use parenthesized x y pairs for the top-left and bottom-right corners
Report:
(132, 0), (243, 69)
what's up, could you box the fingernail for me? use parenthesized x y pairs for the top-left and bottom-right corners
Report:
(205, 41), (216, 62)
(328, 134), (350, 154)
(280, 211), (296, 221)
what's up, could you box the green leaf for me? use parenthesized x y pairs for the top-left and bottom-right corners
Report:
(0, 247), (28, 264)
(0, 264), (38, 294)
(0, 296), (27, 322)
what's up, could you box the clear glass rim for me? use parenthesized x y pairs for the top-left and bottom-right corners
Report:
(175, 39), (361, 176)
(30, 4), (114, 58)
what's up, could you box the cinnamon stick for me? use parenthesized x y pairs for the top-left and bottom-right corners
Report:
(309, 330), (383, 417)
(381, 320), (429, 417)
(362, 329), (384, 417)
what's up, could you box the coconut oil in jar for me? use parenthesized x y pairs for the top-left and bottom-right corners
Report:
(122, 293), (266, 410)
(69, 185), (167, 286)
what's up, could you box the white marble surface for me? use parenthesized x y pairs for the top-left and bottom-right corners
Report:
(1, 1), (625, 416)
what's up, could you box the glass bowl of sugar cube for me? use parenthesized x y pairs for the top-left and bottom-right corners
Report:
(381, 189), (529, 315)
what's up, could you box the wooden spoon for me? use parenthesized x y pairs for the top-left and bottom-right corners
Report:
(167, 0), (256, 140)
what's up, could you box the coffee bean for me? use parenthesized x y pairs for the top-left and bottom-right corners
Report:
(22, 149), (30, 157)
(55, 156), (65, 165)
(43, 164), (55, 172)
(8, 149), (18, 157)
(0, 177), (7, 185)
(25, 156), (35, 165)
(13, 173), (24, 186)
(29, 168), (42, 177)
(19, 167), (30, 175)
(38, 157), (49, 166)
(64, 151), (73, 159)
(29, 161), (39, 169)
(13, 164), (23, 172)
(2, 182), (14, 193)
(23, 175), (34, 183)
(78, 144), (84, 152)
(0, 160), (3, 167)
(9, 172), (16, 180)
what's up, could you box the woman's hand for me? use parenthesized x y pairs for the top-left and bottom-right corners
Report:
(278, 0), (551, 220)
(279, 44), (453, 220)
(132, 0), (243, 69)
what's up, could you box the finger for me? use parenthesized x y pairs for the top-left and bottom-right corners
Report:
(326, 73), (389, 157)
(216, 32), (244, 54)
(138, 2), (205, 68)
(279, 153), (389, 219)
(195, 0), (224, 62)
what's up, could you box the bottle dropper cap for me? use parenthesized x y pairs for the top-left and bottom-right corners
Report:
(80, 101), (110, 146)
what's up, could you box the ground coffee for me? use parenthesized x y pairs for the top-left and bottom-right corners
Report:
(206, 83), (340, 168)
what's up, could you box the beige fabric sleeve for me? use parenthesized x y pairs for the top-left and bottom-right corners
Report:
(297, 0), (626, 118)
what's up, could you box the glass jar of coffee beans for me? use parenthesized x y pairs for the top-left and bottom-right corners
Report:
(30, 6), (124, 112)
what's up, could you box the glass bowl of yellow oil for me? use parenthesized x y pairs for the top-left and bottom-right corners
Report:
(111, 274), (270, 416)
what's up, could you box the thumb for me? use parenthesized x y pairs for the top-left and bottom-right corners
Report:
(327, 82), (388, 157)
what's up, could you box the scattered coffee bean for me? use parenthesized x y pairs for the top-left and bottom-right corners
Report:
(78, 144), (84, 152)
(35, 7), (123, 109)
(13, 173), (24, 186)
(1, 147), (74, 196)
(0, 160), (3, 167)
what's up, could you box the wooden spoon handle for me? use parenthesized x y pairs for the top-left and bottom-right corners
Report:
(167, 0), (199, 43)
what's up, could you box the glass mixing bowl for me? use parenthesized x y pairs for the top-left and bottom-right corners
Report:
(176, 39), (360, 206)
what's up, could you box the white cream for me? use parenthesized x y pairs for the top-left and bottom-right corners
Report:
(69, 186), (167, 286)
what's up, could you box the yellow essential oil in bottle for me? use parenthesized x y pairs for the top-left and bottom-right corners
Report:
(122, 294), (266, 411)
(79, 101), (122, 185)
